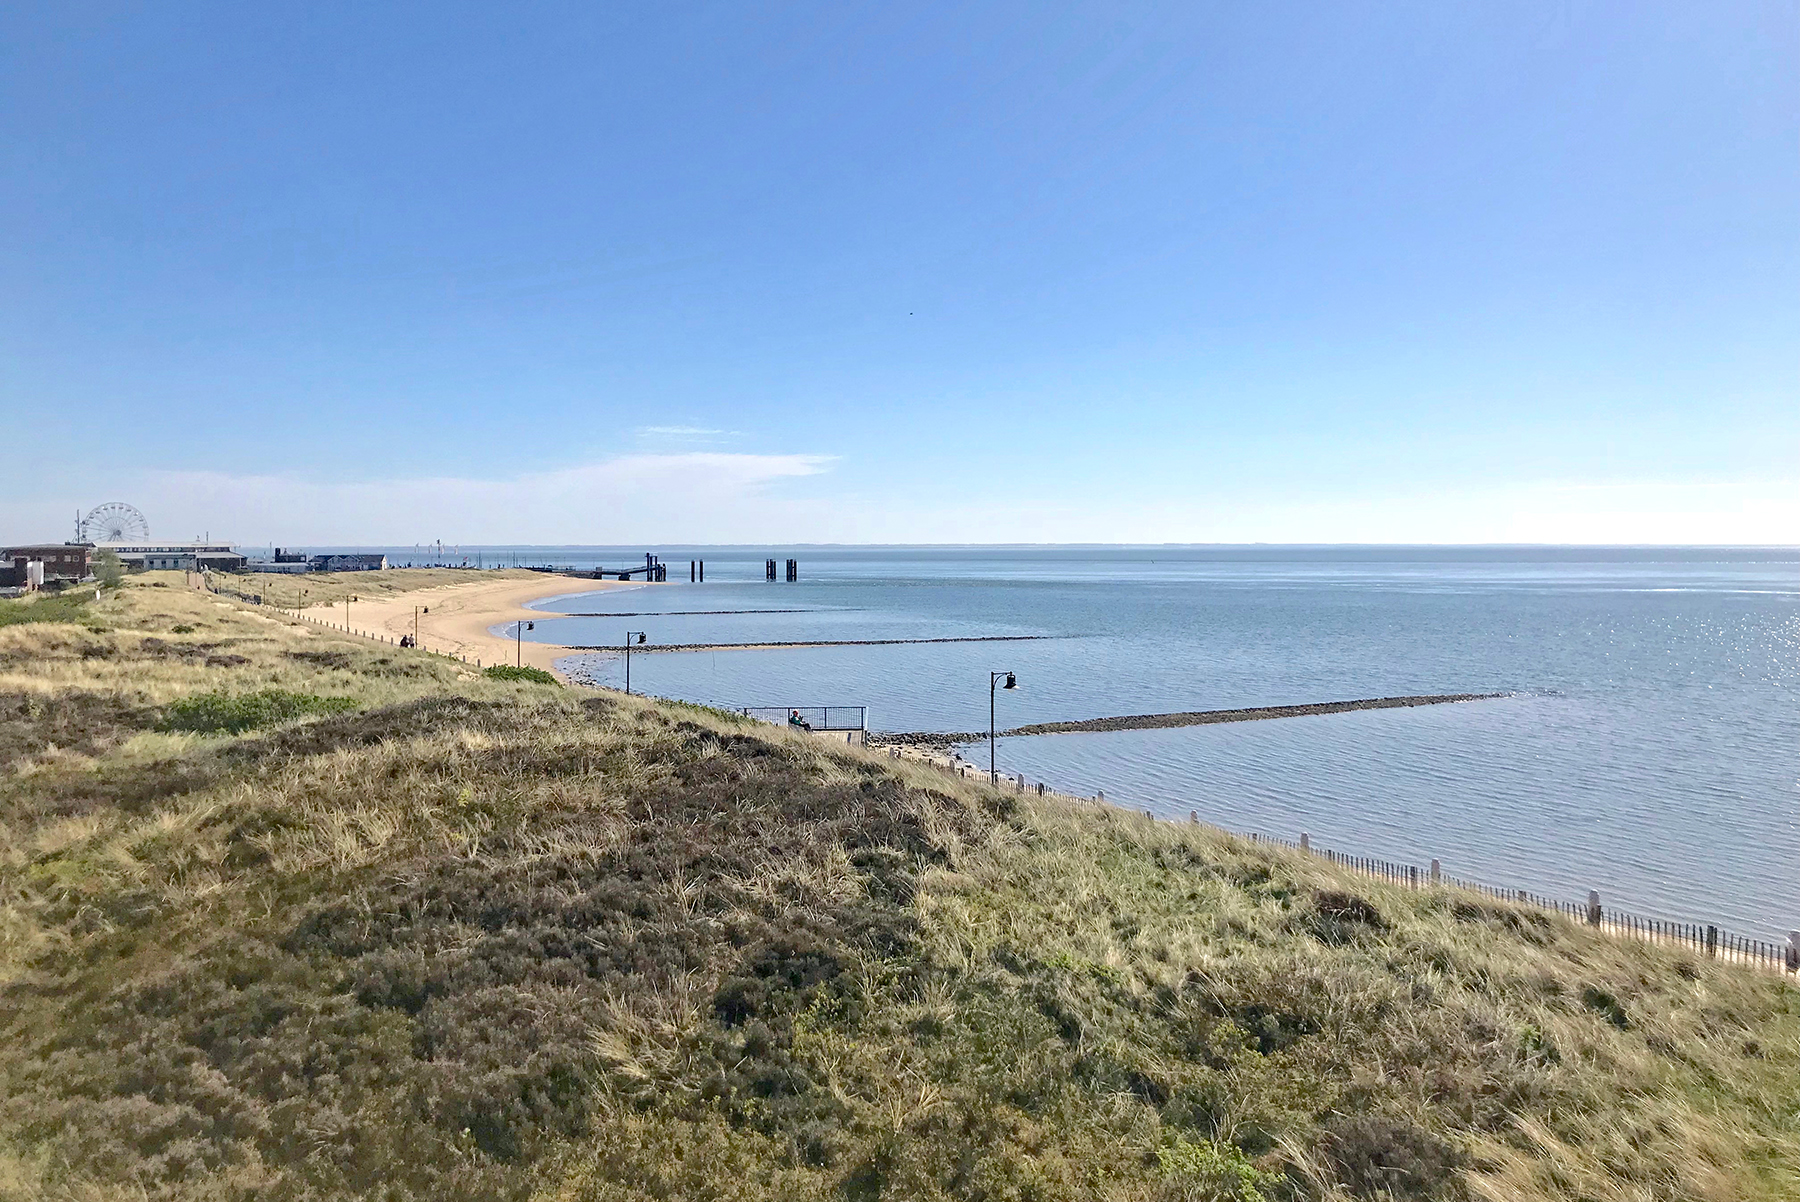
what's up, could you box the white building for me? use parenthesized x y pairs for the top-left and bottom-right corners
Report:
(103, 542), (248, 572)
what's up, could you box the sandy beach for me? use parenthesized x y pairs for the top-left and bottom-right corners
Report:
(302, 573), (628, 677)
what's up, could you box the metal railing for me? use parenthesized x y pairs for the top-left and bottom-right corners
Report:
(211, 584), (265, 606)
(880, 747), (1799, 976)
(1279, 835), (1800, 975)
(741, 705), (868, 732)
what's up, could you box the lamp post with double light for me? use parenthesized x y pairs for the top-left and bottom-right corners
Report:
(989, 670), (1017, 784)
(624, 631), (647, 694)
(516, 619), (534, 667)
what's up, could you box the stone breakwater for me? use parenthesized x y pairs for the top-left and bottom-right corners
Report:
(867, 693), (1508, 749)
(560, 635), (1054, 652)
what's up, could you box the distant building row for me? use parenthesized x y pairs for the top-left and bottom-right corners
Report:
(1, 541), (390, 588)
(244, 550), (388, 573)
(119, 542), (249, 571)
(4, 541), (252, 584)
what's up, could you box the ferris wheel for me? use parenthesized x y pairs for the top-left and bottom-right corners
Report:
(77, 502), (150, 544)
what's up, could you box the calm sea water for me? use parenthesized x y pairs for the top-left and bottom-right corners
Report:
(481, 546), (1795, 939)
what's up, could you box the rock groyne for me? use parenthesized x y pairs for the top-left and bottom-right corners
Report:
(869, 692), (1507, 749)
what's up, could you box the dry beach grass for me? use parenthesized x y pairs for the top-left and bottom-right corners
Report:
(0, 573), (1794, 1200)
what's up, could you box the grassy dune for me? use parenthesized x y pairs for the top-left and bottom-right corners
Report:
(1, 574), (1795, 1201)
(252, 566), (546, 609)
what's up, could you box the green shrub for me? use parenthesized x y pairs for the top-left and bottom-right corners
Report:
(0, 592), (93, 628)
(93, 548), (124, 587)
(1156, 1138), (1279, 1202)
(171, 624), (197, 634)
(160, 689), (359, 734)
(483, 664), (559, 685)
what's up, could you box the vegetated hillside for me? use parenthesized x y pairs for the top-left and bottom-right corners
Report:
(0, 577), (1795, 1202)
(248, 565), (545, 609)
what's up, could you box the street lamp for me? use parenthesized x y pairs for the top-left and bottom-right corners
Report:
(515, 619), (534, 667)
(989, 670), (1017, 784)
(624, 631), (647, 694)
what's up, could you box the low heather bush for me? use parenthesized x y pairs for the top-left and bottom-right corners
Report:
(483, 664), (559, 685)
(160, 688), (359, 734)
(0, 591), (95, 627)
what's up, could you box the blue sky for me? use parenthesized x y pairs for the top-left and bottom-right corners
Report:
(3, 2), (1795, 543)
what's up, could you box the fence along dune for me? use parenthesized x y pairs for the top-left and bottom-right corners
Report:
(925, 751), (1800, 976)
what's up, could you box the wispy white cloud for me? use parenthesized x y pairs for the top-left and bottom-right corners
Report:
(7, 453), (835, 545)
(635, 425), (740, 439)
(3, 461), (1789, 546)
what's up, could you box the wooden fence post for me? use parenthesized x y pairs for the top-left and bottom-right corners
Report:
(1189, 810), (1197, 824)
(1587, 891), (1602, 926)
(1787, 932), (1799, 974)
(1705, 925), (1718, 956)
(1430, 859), (1440, 884)
(1300, 833), (1309, 851)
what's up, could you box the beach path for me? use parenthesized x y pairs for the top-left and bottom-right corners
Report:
(311, 573), (626, 677)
